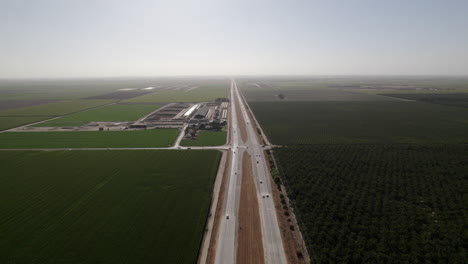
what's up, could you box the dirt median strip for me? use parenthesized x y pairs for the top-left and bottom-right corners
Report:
(235, 97), (248, 143)
(236, 152), (265, 264)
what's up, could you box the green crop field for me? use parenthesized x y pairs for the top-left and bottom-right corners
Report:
(181, 131), (227, 146)
(274, 145), (467, 263)
(380, 93), (468, 108)
(125, 82), (229, 103)
(0, 99), (115, 116)
(249, 101), (468, 145)
(242, 88), (396, 102)
(0, 78), (170, 100)
(238, 77), (468, 94)
(0, 150), (221, 264)
(0, 116), (53, 131)
(33, 104), (163, 127)
(0, 129), (178, 148)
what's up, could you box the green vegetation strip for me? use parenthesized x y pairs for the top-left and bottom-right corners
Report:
(0, 99), (115, 116)
(33, 104), (163, 127)
(0, 150), (221, 264)
(275, 145), (467, 263)
(250, 101), (468, 144)
(181, 131), (227, 146)
(0, 129), (178, 148)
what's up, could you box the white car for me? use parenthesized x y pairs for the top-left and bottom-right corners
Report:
(226, 214), (229, 219)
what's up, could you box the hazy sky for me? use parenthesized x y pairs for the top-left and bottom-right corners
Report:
(1, 0), (467, 78)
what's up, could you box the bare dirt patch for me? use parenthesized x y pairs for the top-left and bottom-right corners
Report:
(207, 151), (231, 264)
(236, 152), (265, 264)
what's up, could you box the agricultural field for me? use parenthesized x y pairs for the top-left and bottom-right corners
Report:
(381, 93), (468, 108)
(0, 150), (221, 264)
(0, 78), (168, 100)
(33, 104), (163, 127)
(124, 80), (229, 103)
(181, 131), (227, 146)
(249, 101), (468, 145)
(0, 129), (179, 148)
(242, 77), (468, 263)
(239, 76), (468, 93)
(0, 99), (60, 111)
(0, 99), (115, 117)
(275, 145), (467, 263)
(0, 78), (230, 102)
(242, 88), (395, 102)
(0, 116), (53, 131)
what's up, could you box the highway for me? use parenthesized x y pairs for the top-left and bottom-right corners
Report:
(0, 78), (287, 264)
(214, 79), (286, 264)
(214, 79), (243, 264)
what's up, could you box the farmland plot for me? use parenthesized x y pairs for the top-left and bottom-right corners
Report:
(275, 145), (467, 263)
(0, 99), (115, 117)
(125, 80), (229, 103)
(0, 129), (178, 148)
(33, 104), (163, 127)
(0, 99), (60, 111)
(242, 89), (395, 102)
(0, 78), (166, 100)
(381, 93), (468, 108)
(0, 150), (221, 264)
(0, 116), (53, 131)
(249, 101), (468, 145)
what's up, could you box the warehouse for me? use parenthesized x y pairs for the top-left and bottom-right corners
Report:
(193, 107), (210, 119)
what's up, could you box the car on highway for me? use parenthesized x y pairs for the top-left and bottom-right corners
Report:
(260, 180), (263, 184)
(226, 214), (229, 219)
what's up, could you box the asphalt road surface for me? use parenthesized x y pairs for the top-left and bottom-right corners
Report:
(214, 79), (286, 264)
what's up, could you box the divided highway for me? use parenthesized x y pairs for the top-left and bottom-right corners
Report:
(0, 78), (288, 263)
(214, 79), (286, 264)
